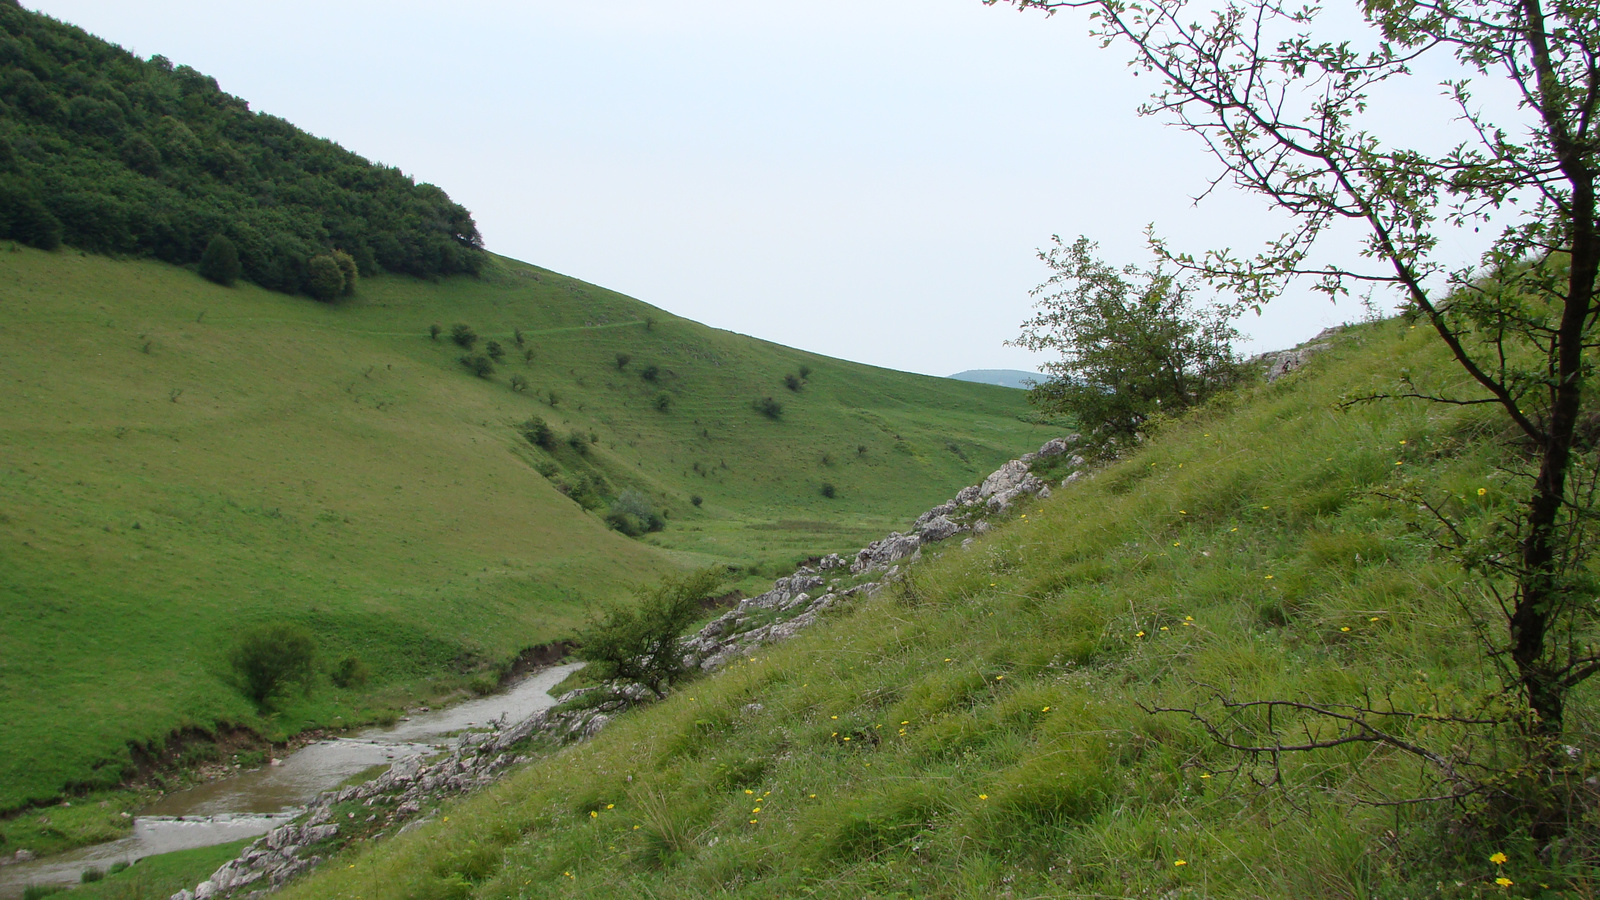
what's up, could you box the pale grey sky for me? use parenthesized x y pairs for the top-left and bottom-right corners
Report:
(27, 0), (1421, 376)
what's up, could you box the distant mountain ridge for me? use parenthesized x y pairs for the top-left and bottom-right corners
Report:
(949, 369), (1039, 390)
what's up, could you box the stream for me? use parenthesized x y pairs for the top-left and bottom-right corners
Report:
(0, 663), (582, 899)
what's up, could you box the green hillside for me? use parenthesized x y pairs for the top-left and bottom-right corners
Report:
(0, 245), (1041, 813)
(0, 1), (484, 292)
(273, 319), (1599, 899)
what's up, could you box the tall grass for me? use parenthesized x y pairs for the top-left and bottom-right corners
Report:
(278, 320), (1598, 898)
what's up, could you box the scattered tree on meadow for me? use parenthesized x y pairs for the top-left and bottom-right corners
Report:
(520, 416), (554, 449)
(459, 354), (493, 378)
(605, 489), (666, 536)
(753, 397), (783, 420)
(575, 567), (725, 699)
(1011, 236), (1242, 451)
(230, 622), (316, 707)
(449, 324), (477, 350)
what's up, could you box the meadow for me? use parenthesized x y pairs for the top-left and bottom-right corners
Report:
(273, 318), (1598, 898)
(0, 245), (1041, 816)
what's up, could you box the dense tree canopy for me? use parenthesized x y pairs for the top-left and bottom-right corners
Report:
(0, 1), (485, 295)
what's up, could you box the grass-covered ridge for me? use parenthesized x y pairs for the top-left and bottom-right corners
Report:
(0, 245), (1040, 814)
(277, 319), (1598, 899)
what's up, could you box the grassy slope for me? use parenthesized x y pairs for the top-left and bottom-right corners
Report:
(0, 246), (1041, 812)
(281, 320), (1599, 899)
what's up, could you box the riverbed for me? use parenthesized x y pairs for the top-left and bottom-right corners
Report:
(0, 663), (581, 898)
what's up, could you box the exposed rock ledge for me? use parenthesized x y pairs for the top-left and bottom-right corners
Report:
(172, 435), (1077, 900)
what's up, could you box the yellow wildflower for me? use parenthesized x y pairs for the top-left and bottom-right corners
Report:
(1174, 859), (1188, 867)
(1478, 487), (1488, 496)
(1490, 852), (1508, 865)
(1496, 877), (1513, 887)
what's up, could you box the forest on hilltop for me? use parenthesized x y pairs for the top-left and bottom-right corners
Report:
(0, 0), (485, 295)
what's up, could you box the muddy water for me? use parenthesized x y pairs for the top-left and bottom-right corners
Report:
(0, 663), (581, 898)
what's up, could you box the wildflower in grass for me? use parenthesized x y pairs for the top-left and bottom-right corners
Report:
(1179, 510), (1187, 515)
(590, 811), (598, 818)
(1370, 617), (1380, 622)
(1399, 440), (1407, 445)
(1230, 527), (1238, 532)
(1136, 631), (1146, 637)
(978, 794), (988, 800)
(1265, 575), (1274, 580)
(1174, 541), (1181, 546)
(744, 789), (754, 794)
(605, 804), (614, 809)
(1496, 877), (1513, 887)
(809, 794), (817, 799)
(996, 675), (1005, 680)
(1200, 773), (1211, 779)
(1174, 859), (1188, 867)
(1340, 626), (1351, 632)
(1490, 852), (1508, 865)
(1479, 487), (1488, 496)
(901, 720), (909, 725)
(1041, 706), (1050, 712)
(752, 807), (761, 813)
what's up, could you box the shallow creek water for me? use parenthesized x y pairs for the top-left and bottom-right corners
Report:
(0, 663), (582, 898)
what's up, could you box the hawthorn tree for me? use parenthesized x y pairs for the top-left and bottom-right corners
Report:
(575, 567), (725, 699)
(1012, 235), (1242, 450)
(990, 0), (1600, 821)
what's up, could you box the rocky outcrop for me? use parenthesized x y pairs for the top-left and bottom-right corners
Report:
(1257, 327), (1342, 382)
(174, 435), (1079, 900)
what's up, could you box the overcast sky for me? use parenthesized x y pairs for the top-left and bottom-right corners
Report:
(27, 1), (1412, 376)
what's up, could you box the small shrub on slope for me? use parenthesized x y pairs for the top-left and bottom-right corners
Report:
(230, 623), (316, 707)
(576, 567), (725, 699)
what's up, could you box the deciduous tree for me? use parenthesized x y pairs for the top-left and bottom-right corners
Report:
(990, 0), (1600, 824)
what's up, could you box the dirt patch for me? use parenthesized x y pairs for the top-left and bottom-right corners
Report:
(501, 641), (576, 684)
